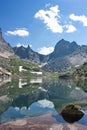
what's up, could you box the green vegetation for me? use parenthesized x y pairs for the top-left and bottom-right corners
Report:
(58, 62), (87, 80)
(76, 80), (87, 92)
(10, 56), (39, 73)
(0, 56), (41, 79)
(74, 62), (87, 79)
(8, 83), (39, 99)
(43, 72), (59, 80)
(0, 53), (87, 81)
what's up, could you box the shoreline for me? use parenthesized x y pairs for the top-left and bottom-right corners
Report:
(0, 114), (87, 130)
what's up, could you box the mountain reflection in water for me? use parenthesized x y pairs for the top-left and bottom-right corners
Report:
(0, 99), (87, 126)
(0, 78), (87, 125)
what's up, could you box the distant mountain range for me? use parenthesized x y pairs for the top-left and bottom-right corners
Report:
(13, 39), (87, 72)
(13, 45), (48, 63)
(0, 28), (87, 72)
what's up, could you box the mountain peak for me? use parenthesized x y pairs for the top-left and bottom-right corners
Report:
(58, 39), (69, 44)
(49, 39), (79, 59)
(59, 38), (65, 42)
(27, 44), (32, 50)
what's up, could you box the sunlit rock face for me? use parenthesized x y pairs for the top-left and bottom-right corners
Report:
(0, 28), (14, 58)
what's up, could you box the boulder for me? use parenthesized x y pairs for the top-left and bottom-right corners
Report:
(60, 103), (84, 123)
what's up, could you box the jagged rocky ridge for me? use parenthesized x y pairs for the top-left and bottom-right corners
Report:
(49, 39), (79, 59)
(13, 39), (87, 72)
(13, 45), (49, 63)
(0, 28), (87, 72)
(43, 39), (87, 72)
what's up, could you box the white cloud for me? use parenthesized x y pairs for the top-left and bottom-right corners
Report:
(65, 24), (77, 33)
(69, 14), (87, 26)
(34, 5), (63, 33)
(38, 46), (54, 55)
(6, 28), (29, 37)
(37, 99), (54, 108)
(16, 43), (32, 48)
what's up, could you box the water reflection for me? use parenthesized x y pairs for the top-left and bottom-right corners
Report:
(0, 78), (87, 125)
(0, 99), (87, 126)
(19, 79), (28, 88)
(19, 77), (42, 88)
(30, 78), (42, 84)
(0, 99), (56, 123)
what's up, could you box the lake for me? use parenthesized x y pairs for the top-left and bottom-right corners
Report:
(0, 77), (87, 125)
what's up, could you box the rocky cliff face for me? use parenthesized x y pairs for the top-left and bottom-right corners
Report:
(43, 40), (87, 72)
(68, 47), (87, 67)
(49, 39), (79, 60)
(0, 28), (14, 58)
(13, 45), (49, 64)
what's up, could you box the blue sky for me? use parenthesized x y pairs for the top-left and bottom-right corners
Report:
(0, 0), (87, 55)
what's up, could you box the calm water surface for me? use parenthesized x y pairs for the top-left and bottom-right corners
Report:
(0, 77), (87, 124)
